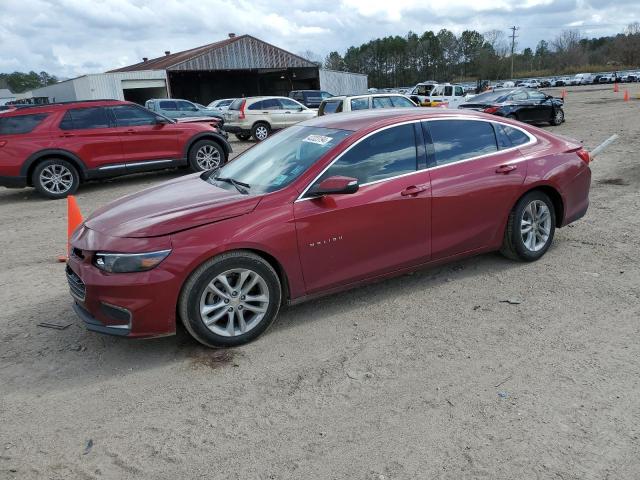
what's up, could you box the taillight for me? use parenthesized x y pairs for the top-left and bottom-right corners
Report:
(483, 106), (500, 114)
(239, 99), (246, 120)
(576, 148), (591, 164)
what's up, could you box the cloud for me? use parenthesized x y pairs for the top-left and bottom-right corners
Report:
(0, 0), (637, 77)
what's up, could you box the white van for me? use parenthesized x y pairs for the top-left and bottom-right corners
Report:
(425, 84), (466, 107)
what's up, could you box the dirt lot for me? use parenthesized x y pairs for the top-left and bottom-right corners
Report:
(1, 84), (639, 479)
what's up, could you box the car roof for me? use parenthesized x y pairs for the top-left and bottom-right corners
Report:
(0, 99), (128, 115)
(300, 108), (500, 132)
(326, 93), (410, 101)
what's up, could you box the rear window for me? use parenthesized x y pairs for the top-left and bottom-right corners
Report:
(59, 107), (110, 130)
(0, 113), (48, 135)
(320, 100), (342, 115)
(372, 97), (394, 109)
(427, 120), (498, 166)
(229, 99), (245, 110)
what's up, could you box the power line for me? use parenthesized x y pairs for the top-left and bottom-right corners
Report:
(510, 26), (519, 79)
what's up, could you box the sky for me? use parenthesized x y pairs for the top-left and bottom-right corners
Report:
(0, 0), (637, 78)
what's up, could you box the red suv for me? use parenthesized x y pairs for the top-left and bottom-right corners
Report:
(0, 100), (231, 199)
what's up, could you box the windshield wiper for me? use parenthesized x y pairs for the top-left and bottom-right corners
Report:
(214, 176), (251, 195)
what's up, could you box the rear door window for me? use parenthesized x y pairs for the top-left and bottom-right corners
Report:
(262, 99), (282, 110)
(247, 100), (264, 110)
(502, 125), (530, 146)
(0, 113), (48, 134)
(427, 120), (498, 166)
(390, 96), (415, 107)
(111, 105), (158, 127)
(177, 101), (198, 112)
(159, 101), (178, 111)
(372, 97), (394, 109)
(59, 107), (109, 130)
(350, 97), (369, 111)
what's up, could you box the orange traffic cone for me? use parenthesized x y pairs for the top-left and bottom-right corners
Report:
(624, 89), (630, 101)
(57, 195), (83, 262)
(561, 89), (567, 100)
(614, 82), (619, 93)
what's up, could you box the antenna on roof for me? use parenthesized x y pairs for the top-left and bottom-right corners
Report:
(228, 33), (236, 38)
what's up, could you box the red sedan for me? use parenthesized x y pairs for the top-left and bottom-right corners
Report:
(67, 109), (591, 347)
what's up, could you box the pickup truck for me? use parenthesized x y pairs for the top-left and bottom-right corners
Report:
(423, 83), (467, 107)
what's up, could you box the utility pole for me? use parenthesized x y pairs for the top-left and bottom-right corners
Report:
(510, 26), (519, 80)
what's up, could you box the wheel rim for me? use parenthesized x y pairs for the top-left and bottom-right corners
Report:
(255, 126), (268, 140)
(199, 268), (270, 337)
(195, 144), (221, 170)
(555, 110), (563, 123)
(521, 200), (552, 252)
(40, 164), (74, 194)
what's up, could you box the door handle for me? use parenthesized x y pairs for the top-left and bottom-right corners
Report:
(284, 111), (291, 114)
(126, 129), (135, 134)
(401, 184), (429, 196)
(496, 164), (517, 174)
(59, 133), (74, 138)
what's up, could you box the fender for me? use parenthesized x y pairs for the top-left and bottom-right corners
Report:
(20, 149), (89, 179)
(183, 132), (233, 160)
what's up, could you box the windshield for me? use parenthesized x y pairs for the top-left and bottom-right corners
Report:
(205, 126), (353, 195)
(467, 89), (516, 104)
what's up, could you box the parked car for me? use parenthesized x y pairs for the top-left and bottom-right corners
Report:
(66, 108), (592, 347)
(551, 77), (565, 87)
(408, 81), (438, 105)
(289, 90), (333, 109)
(145, 98), (224, 120)
(573, 73), (593, 85)
(521, 79), (541, 88)
(318, 94), (417, 116)
(599, 74), (614, 84)
(539, 79), (552, 88)
(223, 96), (315, 141)
(207, 98), (236, 111)
(424, 84), (467, 107)
(0, 100), (231, 199)
(458, 88), (565, 125)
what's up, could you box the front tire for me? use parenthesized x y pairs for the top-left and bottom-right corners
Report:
(32, 158), (80, 199)
(550, 108), (564, 126)
(500, 190), (556, 262)
(251, 122), (270, 142)
(189, 139), (225, 172)
(178, 251), (282, 348)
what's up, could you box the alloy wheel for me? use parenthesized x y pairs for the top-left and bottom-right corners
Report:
(255, 126), (268, 141)
(554, 110), (564, 124)
(521, 200), (552, 252)
(39, 164), (74, 194)
(195, 145), (221, 170)
(199, 268), (270, 337)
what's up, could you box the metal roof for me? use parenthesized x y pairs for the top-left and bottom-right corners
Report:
(0, 89), (15, 98)
(110, 35), (317, 73)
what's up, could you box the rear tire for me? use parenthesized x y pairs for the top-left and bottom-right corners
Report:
(506, 113), (518, 121)
(32, 158), (80, 199)
(189, 139), (225, 172)
(251, 122), (271, 142)
(178, 251), (282, 348)
(500, 190), (556, 262)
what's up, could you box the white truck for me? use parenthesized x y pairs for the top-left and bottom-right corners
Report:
(423, 83), (467, 107)
(572, 73), (593, 85)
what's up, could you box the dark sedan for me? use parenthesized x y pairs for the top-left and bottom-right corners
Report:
(459, 88), (565, 125)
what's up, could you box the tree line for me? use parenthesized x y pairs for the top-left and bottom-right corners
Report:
(0, 71), (58, 94)
(324, 23), (640, 87)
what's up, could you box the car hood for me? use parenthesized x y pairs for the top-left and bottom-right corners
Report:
(85, 174), (261, 238)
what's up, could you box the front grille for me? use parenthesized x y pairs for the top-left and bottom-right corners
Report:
(66, 265), (86, 301)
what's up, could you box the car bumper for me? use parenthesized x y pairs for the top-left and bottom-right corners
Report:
(66, 227), (181, 338)
(222, 125), (250, 135)
(0, 175), (27, 188)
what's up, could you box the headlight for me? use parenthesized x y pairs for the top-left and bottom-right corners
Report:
(93, 250), (171, 273)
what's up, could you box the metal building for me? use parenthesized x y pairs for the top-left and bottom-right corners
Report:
(109, 34), (367, 103)
(22, 34), (367, 105)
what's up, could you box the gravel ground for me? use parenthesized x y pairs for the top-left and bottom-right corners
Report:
(1, 84), (639, 479)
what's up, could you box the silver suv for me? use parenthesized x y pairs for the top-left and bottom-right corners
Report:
(145, 98), (223, 120)
(223, 96), (316, 141)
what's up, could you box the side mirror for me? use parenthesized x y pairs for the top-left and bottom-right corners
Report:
(155, 116), (171, 125)
(298, 106), (305, 111)
(309, 176), (359, 197)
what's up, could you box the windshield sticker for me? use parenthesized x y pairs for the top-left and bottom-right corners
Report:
(272, 174), (288, 186)
(302, 134), (333, 145)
